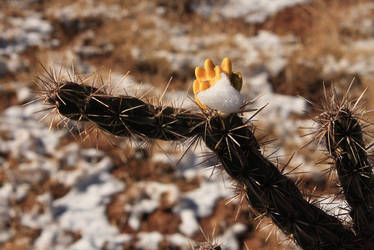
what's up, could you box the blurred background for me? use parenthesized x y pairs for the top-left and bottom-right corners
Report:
(0, 0), (374, 249)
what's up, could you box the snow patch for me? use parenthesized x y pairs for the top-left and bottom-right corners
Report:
(136, 232), (163, 250)
(197, 73), (243, 114)
(31, 160), (125, 250)
(0, 13), (53, 56)
(235, 31), (297, 76)
(125, 182), (179, 230)
(218, 223), (247, 250)
(194, 0), (309, 24)
(166, 233), (191, 249)
(178, 209), (200, 236)
(316, 196), (351, 224)
(174, 179), (233, 236)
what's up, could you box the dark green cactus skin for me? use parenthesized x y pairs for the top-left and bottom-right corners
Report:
(202, 114), (357, 249)
(51, 82), (206, 140)
(323, 108), (374, 245)
(43, 81), (374, 249)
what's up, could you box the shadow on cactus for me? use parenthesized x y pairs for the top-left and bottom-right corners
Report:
(36, 59), (374, 249)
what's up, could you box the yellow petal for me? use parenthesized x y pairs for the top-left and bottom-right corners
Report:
(213, 66), (222, 85)
(204, 59), (215, 79)
(193, 79), (199, 95)
(221, 57), (232, 75)
(195, 67), (206, 81)
(214, 66), (222, 75)
(199, 81), (210, 92)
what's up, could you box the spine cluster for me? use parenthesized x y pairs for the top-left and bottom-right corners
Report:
(40, 78), (374, 249)
(202, 113), (356, 249)
(318, 105), (374, 246)
(49, 81), (205, 140)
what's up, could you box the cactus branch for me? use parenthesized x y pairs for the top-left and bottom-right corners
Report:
(42, 79), (357, 248)
(316, 86), (374, 243)
(36, 63), (374, 249)
(46, 81), (206, 140)
(202, 114), (357, 249)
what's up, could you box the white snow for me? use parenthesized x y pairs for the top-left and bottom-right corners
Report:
(241, 70), (307, 144)
(166, 233), (191, 249)
(0, 183), (17, 243)
(125, 182), (179, 230)
(178, 209), (200, 236)
(234, 31), (298, 76)
(197, 73), (243, 114)
(316, 196), (351, 225)
(152, 149), (201, 179)
(218, 223), (247, 250)
(135, 231), (163, 250)
(49, 2), (125, 22)
(20, 155), (125, 250)
(1, 103), (64, 157)
(321, 39), (374, 78)
(0, 100), (130, 250)
(194, 0), (309, 23)
(183, 180), (233, 218)
(174, 179), (234, 236)
(0, 13), (53, 56)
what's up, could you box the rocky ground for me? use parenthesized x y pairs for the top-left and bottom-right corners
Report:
(1, 0), (374, 249)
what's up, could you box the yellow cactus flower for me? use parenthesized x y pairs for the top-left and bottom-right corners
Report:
(193, 58), (242, 110)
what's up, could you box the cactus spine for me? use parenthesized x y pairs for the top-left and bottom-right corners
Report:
(38, 63), (374, 249)
(47, 81), (206, 140)
(316, 87), (374, 247)
(202, 113), (356, 249)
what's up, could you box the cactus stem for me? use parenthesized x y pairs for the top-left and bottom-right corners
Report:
(36, 65), (373, 249)
(313, 83), (374, 242)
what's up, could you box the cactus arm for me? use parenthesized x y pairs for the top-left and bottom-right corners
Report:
(202, 114), (357, 249)
(321, 108), (374, 243)
(49, 82), (205, 140)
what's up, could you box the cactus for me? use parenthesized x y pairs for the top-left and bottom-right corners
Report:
(314, 85), (374, 247)
(37, 59), (374, 249)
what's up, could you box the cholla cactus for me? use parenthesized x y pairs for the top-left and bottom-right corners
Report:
(314, 86), (374, 247)
(37, 59), (374, 249)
